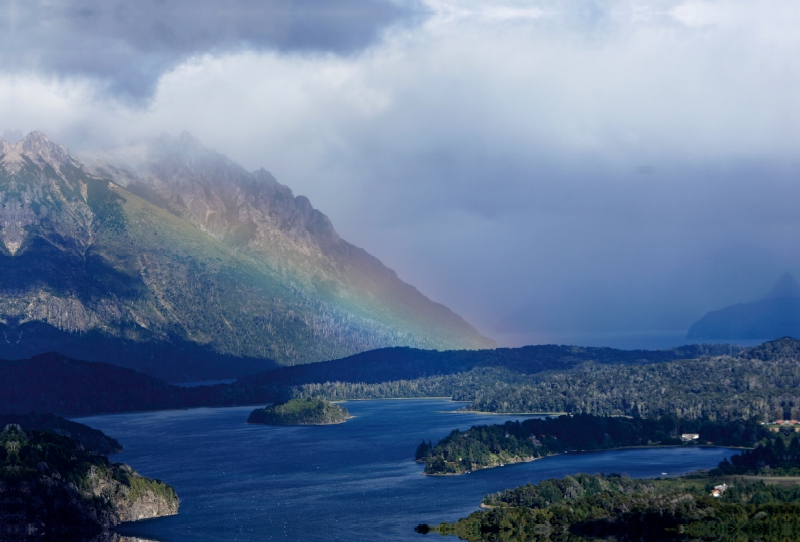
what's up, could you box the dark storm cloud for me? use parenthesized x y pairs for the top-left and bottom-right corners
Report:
(0, 0), (421, 99)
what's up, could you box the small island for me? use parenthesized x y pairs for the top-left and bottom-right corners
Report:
(247, 397), (352, 425)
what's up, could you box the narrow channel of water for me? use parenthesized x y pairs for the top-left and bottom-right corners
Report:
(76, 399), (738, 541)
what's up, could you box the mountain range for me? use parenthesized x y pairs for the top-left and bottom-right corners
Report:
(687, 272), (800, 341)
(0, 132), (493, 381)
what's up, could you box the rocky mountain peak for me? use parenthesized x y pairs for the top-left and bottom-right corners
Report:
(19, 131), (78, 168)
(0, 131), (93, 255)
(79, 133), (343, 250)
(0, 131), (79, 174)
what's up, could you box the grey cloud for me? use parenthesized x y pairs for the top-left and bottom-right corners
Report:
(0, 0), (423, 99)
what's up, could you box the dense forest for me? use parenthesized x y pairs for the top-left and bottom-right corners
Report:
(234, 343), (742, 407)
(0, 423), (178, 540)
(4, 339), (800, 419)
(236, 343), (739, 390)
(289, 338), (800, 422)
(716, 432), (800, 475)
(247, 397), (351, 425)
(417, 415), (768, 475)
(419, 473), (800, 541)
(0, 342), (740, 416)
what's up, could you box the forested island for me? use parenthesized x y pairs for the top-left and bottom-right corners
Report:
(418, 432), (800, 541)
(247, 397), (352, 425)
(417, 415), (768, 475)
(0, 422), (178, 540)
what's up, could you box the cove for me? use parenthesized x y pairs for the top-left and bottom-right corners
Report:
(76, 399), (738, 541)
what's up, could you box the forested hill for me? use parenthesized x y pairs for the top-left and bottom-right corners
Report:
(0, 413), (123, 454)
(0, 424), (178, 539)
(0, 353), (258, 416)
(0, 343), (746, 416)
(235, 343), (741, 389)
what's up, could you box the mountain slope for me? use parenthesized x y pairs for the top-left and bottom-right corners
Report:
(687, 273), (800, 341)
(80, 134), (494, 352)
(0, 132), (493, 380)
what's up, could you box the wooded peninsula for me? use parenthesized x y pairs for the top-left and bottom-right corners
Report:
(418, 430), (800, 541)
(416, 414), (768, 475)
(0, 421), (178, 540)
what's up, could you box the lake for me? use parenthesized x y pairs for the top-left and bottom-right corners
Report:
(76, 399), (738, 541)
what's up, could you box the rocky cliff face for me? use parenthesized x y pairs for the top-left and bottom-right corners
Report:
(0, 132), (494, 380)
(0, 424), (178, 541)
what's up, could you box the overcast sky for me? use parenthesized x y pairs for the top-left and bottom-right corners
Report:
(1, 0), (799, 348)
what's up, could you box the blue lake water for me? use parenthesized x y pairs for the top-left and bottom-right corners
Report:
(76, 399), (739, 541)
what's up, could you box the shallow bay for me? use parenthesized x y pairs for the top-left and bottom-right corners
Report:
(77, 399), (738, 541)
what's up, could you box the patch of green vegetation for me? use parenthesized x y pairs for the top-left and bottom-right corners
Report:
(247, 397), (351, 425)
(123, 468), (179, 504)
(418, 473), (800, 541)
(86, 176), (127, 234)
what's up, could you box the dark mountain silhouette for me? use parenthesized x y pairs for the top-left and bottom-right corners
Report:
(687, 273), (800, 341)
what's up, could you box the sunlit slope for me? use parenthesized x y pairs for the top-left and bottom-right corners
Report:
(81, 134), (495, 352)
(0, 132), (493, 379)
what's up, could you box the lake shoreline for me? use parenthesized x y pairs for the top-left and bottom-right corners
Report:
(422, 444), (748, 476)
(423, 454), (546, 476)
(77, 400), (741, 542)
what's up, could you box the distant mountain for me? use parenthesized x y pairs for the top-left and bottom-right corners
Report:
(687, 272), (800, 341)
(0, 132), (493, 380)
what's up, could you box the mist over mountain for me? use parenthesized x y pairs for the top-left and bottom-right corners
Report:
(0, 131), (493, 381)
(687, 272), (800, 342)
